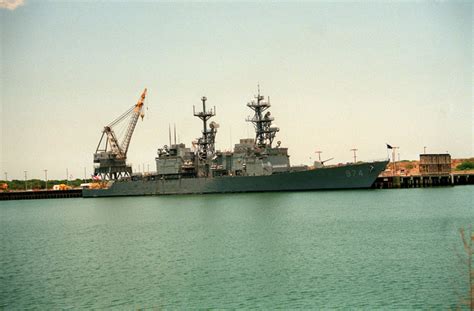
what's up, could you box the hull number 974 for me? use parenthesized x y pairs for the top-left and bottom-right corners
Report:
(346, 170), (364, 177)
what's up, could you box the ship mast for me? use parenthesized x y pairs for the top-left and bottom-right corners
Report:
(193, 96), (218, 177)
(246, 86), (279, 148)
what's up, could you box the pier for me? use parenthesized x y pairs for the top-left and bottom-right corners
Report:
(373, 173), (474, 189)
(0, 189), (82, 201)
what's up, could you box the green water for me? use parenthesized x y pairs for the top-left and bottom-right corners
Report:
(1, 187), (473, 309)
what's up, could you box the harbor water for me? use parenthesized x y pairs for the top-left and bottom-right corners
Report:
(1, 186), (473, 308)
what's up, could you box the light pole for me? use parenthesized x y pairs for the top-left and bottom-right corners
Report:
(84, 167), (86, 183)
(66, 168), (69, 186)
(24, 170), (28, 191)
(350, 148), (358, 163)
(44, 169), (48, 190)
(4, 172), (7, 182)
(315, 151), (322, 162)
(423, 146), (427, 154)
(391, 146), (399, 175)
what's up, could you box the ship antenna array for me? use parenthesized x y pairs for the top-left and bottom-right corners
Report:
(193, 96), (219, 176)
(246, 86), (279, 148)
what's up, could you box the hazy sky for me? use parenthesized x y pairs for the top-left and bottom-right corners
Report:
(1, 0), (472, 180)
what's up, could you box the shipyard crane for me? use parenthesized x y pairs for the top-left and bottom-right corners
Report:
(93, 88), (147, 180)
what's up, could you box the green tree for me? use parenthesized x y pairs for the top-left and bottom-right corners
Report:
(457, 161), (474, 171)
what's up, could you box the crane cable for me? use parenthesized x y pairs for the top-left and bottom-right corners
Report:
(108, 105), (135, 128)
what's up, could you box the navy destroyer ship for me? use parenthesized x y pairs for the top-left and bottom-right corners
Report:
(83, 88), (388, 197)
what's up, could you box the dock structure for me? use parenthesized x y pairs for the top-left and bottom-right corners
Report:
(419, 153), (451, 176)
(373, 173), (474, 189)
(0, 189), (82, 201)
(374, 153), (474, 188)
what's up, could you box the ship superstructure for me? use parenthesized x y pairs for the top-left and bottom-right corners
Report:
(153, 88), (292, 179)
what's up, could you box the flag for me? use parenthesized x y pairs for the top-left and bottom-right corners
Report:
(386, 144), (393, 149)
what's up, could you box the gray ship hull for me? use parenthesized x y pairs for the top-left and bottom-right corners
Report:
(83, 160), (388, 197)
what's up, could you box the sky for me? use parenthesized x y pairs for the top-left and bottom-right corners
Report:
(0, 0), (472, 180)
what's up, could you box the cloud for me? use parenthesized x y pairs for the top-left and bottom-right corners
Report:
(0, 0), (25, 10)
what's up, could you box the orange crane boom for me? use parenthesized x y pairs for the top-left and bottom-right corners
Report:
(121, 88), (147, 156)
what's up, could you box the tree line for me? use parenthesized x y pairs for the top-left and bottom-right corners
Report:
(456, 160), (474, 171)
